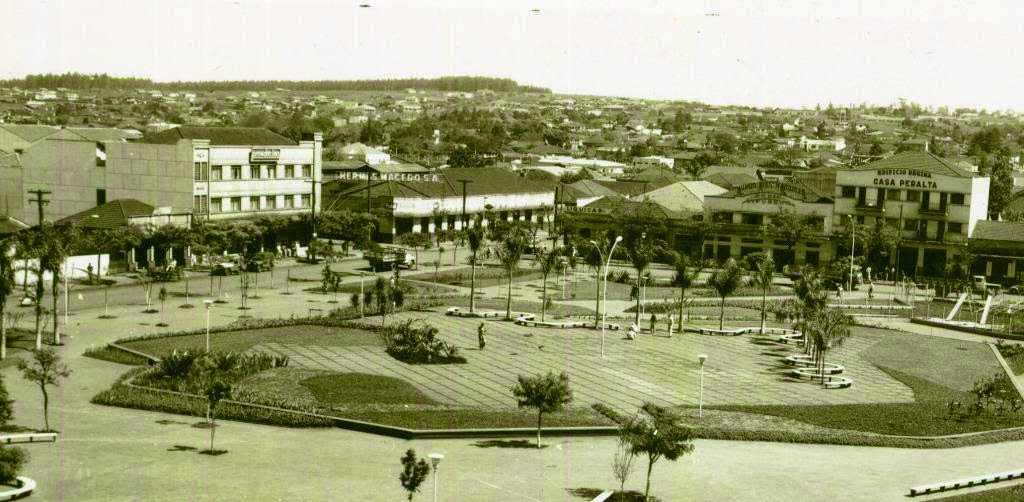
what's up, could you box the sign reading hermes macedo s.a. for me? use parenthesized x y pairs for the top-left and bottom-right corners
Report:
(734, 181), (805, 206)
(249, 149), (281, 163)
(336, 172), (443, 183)
(871, 168), (939, 189)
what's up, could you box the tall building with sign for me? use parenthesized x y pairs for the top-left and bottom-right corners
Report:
(834, 152), (989, 278)
(110, 127), (322, 221)
(703, 180), (834, 269)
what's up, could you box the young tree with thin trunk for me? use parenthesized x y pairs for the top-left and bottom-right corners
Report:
(621, 404), (696, 502)
(203, 379), (232, 453)
(706, 258), (746, 330)
(611, 435), (636, 500)
(399, 449), (431, 502)
(670, 254), (702, 333)
(0, 241), (15, 360)
(466, 224), (486, 313)
(496, 227), (528, 320)
(511, 371), (573, 448)
(583, 243), (604, 328)
(627, 239), (654, 325)
(535, 247), (563, 322)
(16, 348), (71, 431)
(746, 253), (776, 334)
(396, 232), (432, 271)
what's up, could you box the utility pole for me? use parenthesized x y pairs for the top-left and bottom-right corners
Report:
(27, 189), (51, 227)
(27, 189), (51, 350)
(309, 176), (318, 262)
(457, 179), (471, 229)
(552, 184), (560, 245)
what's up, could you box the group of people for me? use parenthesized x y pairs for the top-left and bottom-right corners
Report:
(627, 313), (675, 340)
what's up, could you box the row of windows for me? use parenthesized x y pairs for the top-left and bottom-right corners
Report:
(710, 212), (825, 229)
(207, 194), (311, 213)
(839, 186), (966, 205)
(193, 162), (311, 181)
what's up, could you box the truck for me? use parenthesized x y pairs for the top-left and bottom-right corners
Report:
(972, 275), (1001, 296)
(365, 245), (416, 270)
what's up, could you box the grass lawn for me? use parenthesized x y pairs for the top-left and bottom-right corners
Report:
(309, 279), (458, 298)
(120, 325), (382, 358)
(706, 328), (1021, 436)
(447, 297), (596, 318)
(342, 407), (615, 429)
(405, 266), (542, 289)
(0, 328), (40, 369)
(301, 373), (437, 406)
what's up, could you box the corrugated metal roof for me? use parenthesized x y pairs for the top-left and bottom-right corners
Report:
(57, 199), (155, 229)
(970, 220), (1024, 243)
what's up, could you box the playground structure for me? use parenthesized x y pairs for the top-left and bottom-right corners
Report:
(916, 287), (1024, 334)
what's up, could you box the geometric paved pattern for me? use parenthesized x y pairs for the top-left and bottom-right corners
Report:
(254, 309), (916, 414)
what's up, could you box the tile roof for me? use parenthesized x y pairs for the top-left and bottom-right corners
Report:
(704, 172), (759, 189)
(56, 199), (155, 229)
(0, 124), (57, 143)
(641, 181), (728, 213)
(852, 151), (976, 178)
(970, 220), (1024, 243)
(585, 196), (686, 220)
(143, 126), (295, 146)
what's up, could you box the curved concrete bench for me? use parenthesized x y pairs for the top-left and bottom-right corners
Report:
(777, 333), (804, 344)
(697, 327), (747, 336)
(783, 354), (816, 367)
(515, 318), (591, 329)
(789, 367), (850, 387)
(909, 468), (1024, 497)
(789, 364), (845, 378)
(514, 312), (536, 322)
(445, 308), (506, 319)
(829, 303), (914, 311)
(0, 477), (36, 501)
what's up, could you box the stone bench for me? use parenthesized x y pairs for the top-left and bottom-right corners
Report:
(777, 333), (805, 344)
(515, 318), (595, 329)
(696, 327), (747, 336)
(0, 432), (57, 445)
(909, 468), (1024, 497)
(789, 365), (847, 378)
(783, 354), (816, 367)
(0, 477), (35, 502)
(445, 307), (505, 318)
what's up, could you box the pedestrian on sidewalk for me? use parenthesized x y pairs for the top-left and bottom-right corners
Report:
(478, 323), (487, 350)
(837, 284), (844, 299)
(868, 283), (874, 300)
(667, 314), (674, 338)
(649, 313), (658, 335)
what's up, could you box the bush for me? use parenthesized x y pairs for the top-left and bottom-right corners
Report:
(0, 447), (28, 485)
(136, 349), (290, 394)
(613, 271), (631, 284)
(381, 320), (465, 364)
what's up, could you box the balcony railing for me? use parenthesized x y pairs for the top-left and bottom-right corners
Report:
(854, 202), (884, 212)
(918, 205), (948, 216)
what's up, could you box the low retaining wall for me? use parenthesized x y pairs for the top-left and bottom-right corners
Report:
(0, 432), (57, 445)
(909, 468), (1024, 497)
(0, 477), (35, 502)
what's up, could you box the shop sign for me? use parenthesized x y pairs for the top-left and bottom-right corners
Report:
(250, 149), (281, 163)
(734, 181), (807, 201)
(565, 206), (606, 214)
(872, 169), (938, 188)
(336, 172), (442, 182)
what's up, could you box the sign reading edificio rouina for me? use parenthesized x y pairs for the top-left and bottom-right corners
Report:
(872, 168), (939, 189)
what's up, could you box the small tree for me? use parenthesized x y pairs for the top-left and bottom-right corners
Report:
(627, 240), (655, 325)
(535, 247), (564, 322)
(621, 404), (696, 501)
(746, 253), (775, 334)
(451, 230), (466, 265)
(396, 232), (432, 271)
(496, 227), (529, 320)
(203, 379), (232, 453)
(399, 449), (431, 502)
(17, 348), (71, 431)
(466, 224), (486, 312)
(140, 275), (157, 313)
(611, 435), (636, 500)
(670, 255), (703, 333)
(375, 277), (395, 327)
(511, 371), (573, 448)
(0, 373), (27, 486)
(706, 258), (745, 330)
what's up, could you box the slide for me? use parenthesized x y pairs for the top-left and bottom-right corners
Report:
(980, 294), (995, 325)
(946, 292), (968, 321)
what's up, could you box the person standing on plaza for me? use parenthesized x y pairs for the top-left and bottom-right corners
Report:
(478, 322), (487, 350)
(649, 313), (657, 335)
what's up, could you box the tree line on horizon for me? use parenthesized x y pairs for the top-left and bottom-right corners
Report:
(0, 73), (551, 94)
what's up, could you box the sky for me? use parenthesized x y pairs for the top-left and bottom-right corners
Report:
(3, 0), (1024, 111)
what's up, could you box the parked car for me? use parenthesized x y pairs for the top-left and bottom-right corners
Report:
(211, 262), (240, 276)
(1005, 283), (1024, 295)
(972, 275), (1001, 295)
(245, 256), (275, 272)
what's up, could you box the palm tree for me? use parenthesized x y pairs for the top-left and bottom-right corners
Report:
(583, 242), (604, 328)
(706, 258), (745, 330)
(804, 308), (850, 385)
(465, 224), (486, 313)
(748, 253), (776, 334)
(496, 227), (528, 320)
(670, 254), (703, 333)
(0, 240), (15, 360)
(534, 247), (563, 322)
(627, 240), (654, 325)
(39, 223), (80, 346)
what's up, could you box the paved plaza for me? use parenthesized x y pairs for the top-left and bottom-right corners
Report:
(254, 309), (915, 414)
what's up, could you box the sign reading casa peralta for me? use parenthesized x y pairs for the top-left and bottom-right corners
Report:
(872, 168), (939, 189)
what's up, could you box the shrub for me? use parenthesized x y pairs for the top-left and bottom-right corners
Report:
(0, 447), (28, 485)
(381, 320), (465, 364)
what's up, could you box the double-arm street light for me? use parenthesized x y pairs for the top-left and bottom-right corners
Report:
(590, 235), (623, 358)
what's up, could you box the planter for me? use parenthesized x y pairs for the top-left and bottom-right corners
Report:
(0, 477), (36, 501)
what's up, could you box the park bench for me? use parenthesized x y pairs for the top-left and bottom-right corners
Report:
(514, 318), (591, 329)
(696, 327), (747, 336)
(590, 490), (615, 502)
(908, 468), (1024, 496)
(445, 307), (504, 318)
(0, 432), (57, 444)
(0, 477), (36, 501)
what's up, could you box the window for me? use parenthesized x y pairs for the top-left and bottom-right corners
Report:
(950, 193), (965, 205)
(211, 166), (223, 181)
(211, 198), (222, 213)
(841, 186), (856, 198)
(300, 194), (311, 208)
(947, 222), (963, 234)
(300, 165), (311, 177)
(96, 189), (106, 206)
(283, 195), (294, 208)
(712, 212), (733, 223)
(266, 196), (277, 209)
(266, 165), (277, 178)
(285, 165), (295, 178)
(95, 142), (106, 167)
(741, 213), (763, 225)
(230, 197), (242, 212)
(249, 196), (261, 211)
(193, 162), (209, 181)
(906, 190), (920, 202)
(904, 219), (918, 231)
(193, 195), (208, 214)
(886, 217), (899, 228)
(231, 166), (242, 180)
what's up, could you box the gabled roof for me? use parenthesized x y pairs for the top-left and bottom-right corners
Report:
(65, 127), (134, 142)
(0, 215), (29, 235)
(0, 150), (20, 168)
(0, 124), (57, 143)
(584, 196), (686, 220)
(143, 126), (295, 146)
(565, 179), (620, 198)
(970, 220), (1024, 243)
(704, 172), (760, 190)
(56, 199), (155, 229)
(851, 151), (976, 178)
(641, 181), (728, 213)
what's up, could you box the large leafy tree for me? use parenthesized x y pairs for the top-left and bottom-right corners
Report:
(706, 258), (746, 330)
(534, 247), (563, 322)
(764, 210), (819, 269)
(620, 404), (696, 501)
(511, 371), (573, 448)
(746, 253), (776, 334)
(495, 226), (529, 320)
(17, 348), (71, 431)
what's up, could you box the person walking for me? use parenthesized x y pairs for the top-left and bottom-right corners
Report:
(649, 313), (658, 335)
(868, 283), (874, 300)
(478, 323), (487, 350)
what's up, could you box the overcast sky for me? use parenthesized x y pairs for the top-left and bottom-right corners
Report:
(3, 0), (1022, 110)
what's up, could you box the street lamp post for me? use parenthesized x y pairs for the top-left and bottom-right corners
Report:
(359, 272), (366, 318)
(589, 236), (623, 359)
(203, 299), (214, 351)
(848, 215), (856, 293)
(429, 453), (444, 502)
(697, 354), (708, 418)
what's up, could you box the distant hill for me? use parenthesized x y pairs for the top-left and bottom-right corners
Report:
(0, 73), (550, 94)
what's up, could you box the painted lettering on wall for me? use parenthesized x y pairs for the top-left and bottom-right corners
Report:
(872, 178), (939, 188)
(250, 149), (281, 163)
(336, 172), (442, 183)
